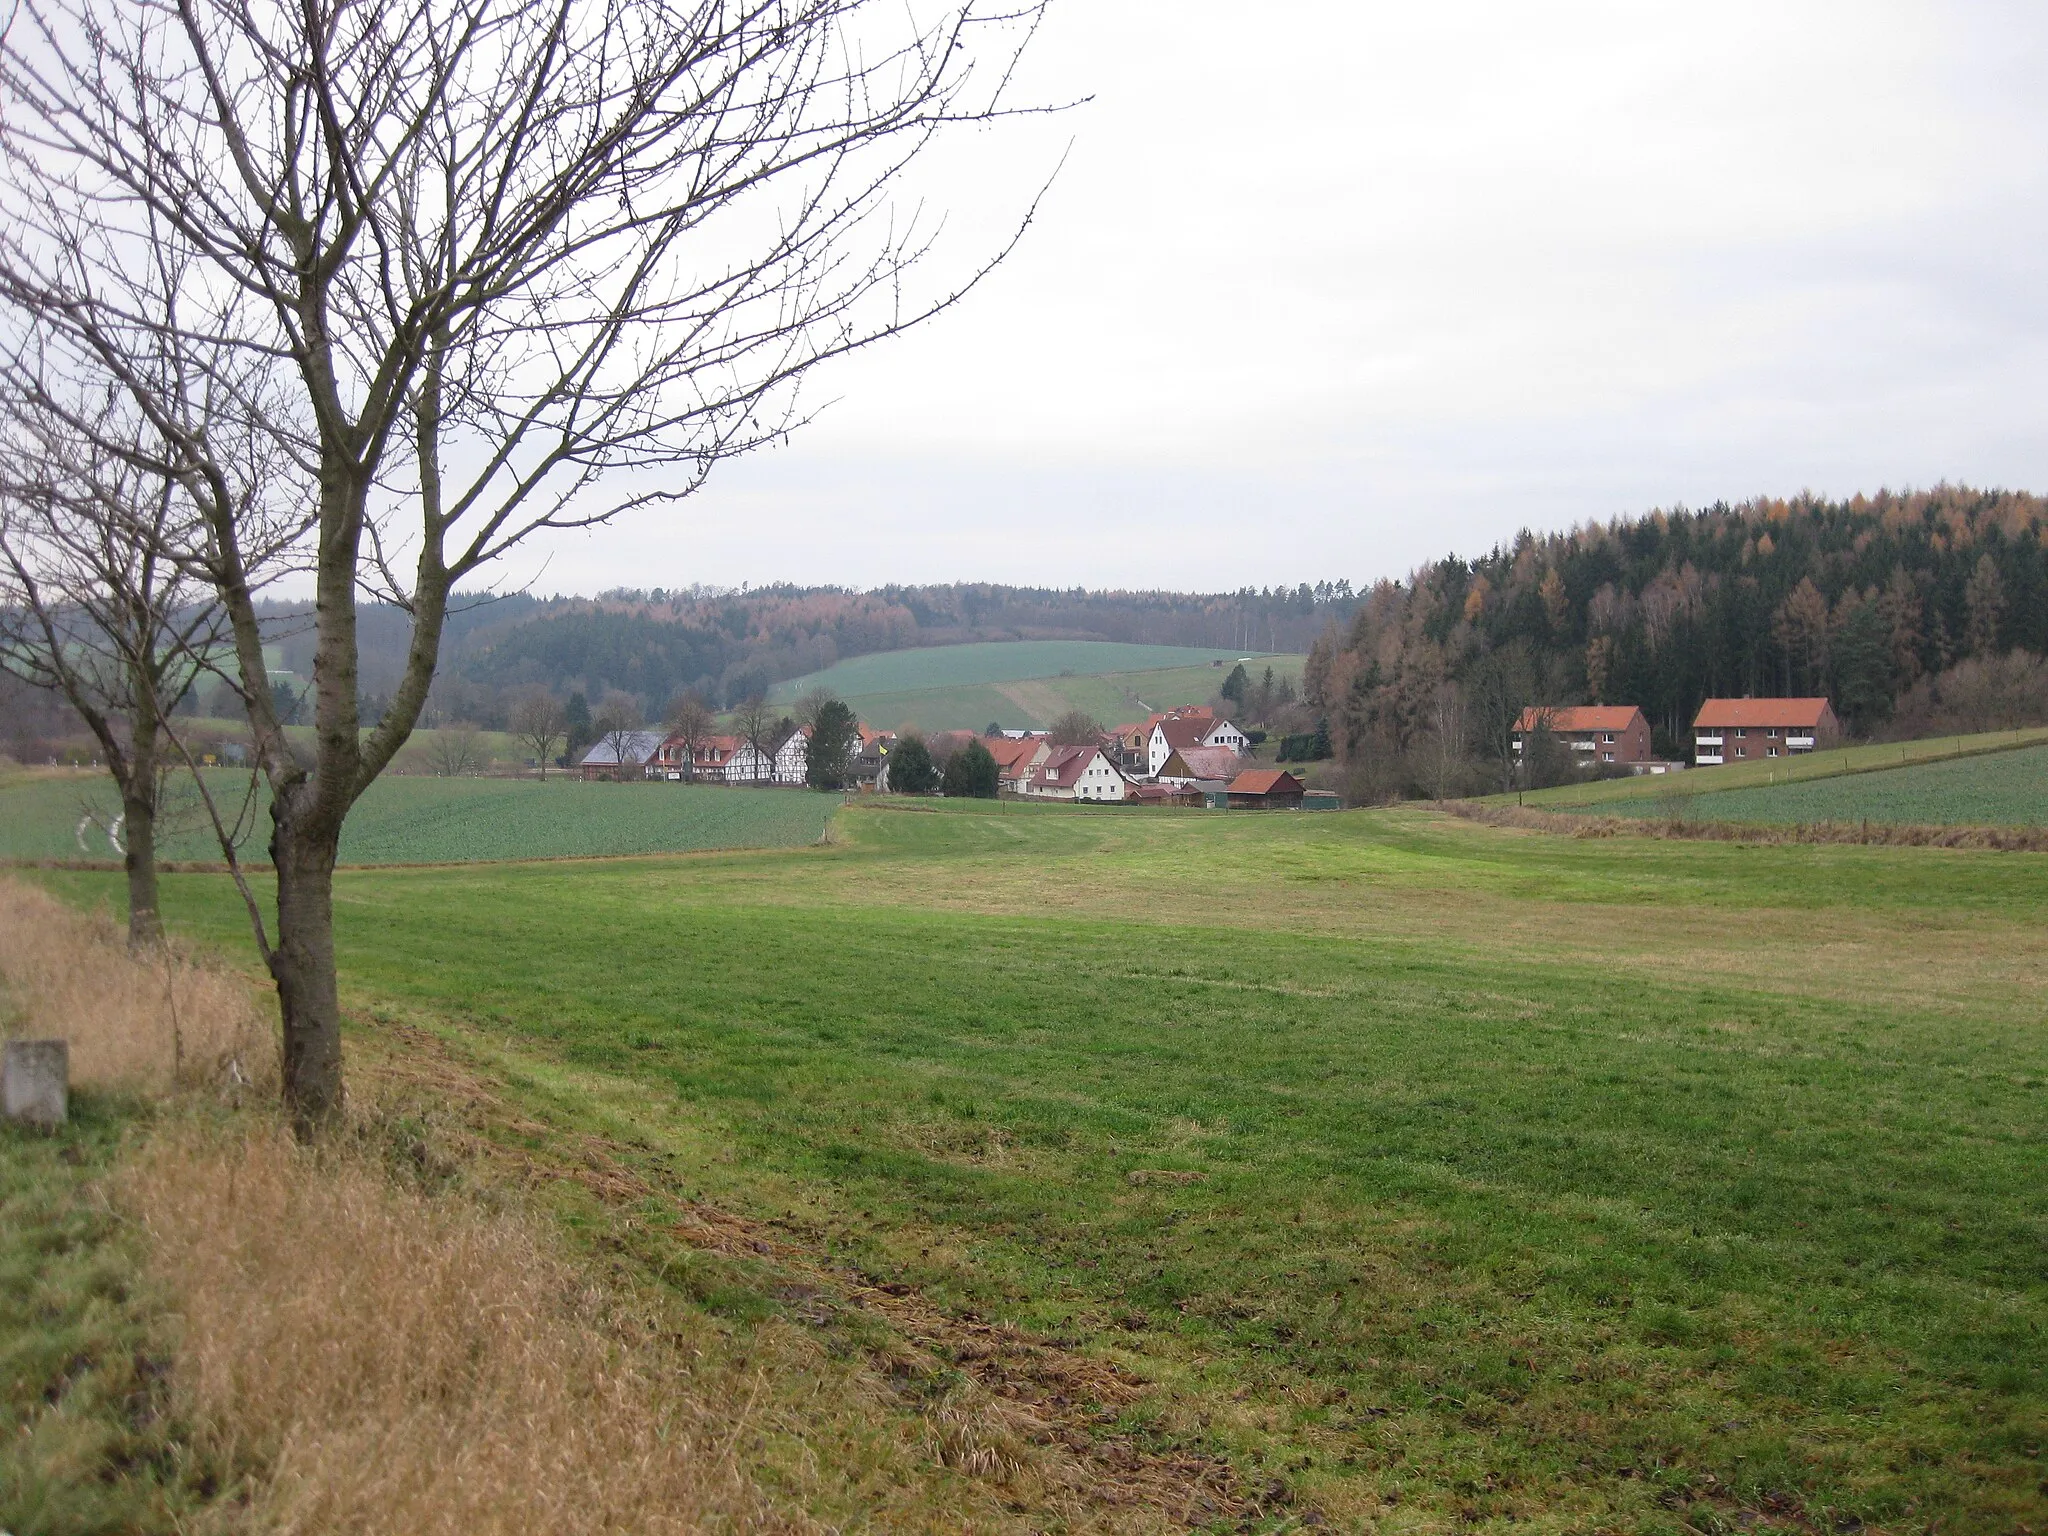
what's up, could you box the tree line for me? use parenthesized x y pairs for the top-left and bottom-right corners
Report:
(1303, 487), (2048, 800)
(260, 578), (1365, 727)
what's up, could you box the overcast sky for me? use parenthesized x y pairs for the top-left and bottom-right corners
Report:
(530, 1), (2048, 597)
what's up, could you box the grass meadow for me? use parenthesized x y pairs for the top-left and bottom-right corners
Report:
(26, 801), (2047, 1532)
(0, 768), (836, 865)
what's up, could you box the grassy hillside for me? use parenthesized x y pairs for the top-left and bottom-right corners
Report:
(1500, 725), (2048, 811)
(769, 639), (1253, 696)
(767, 640), (1304, 731)
(0, 770), (834, 865)
(1608, 741), (2048, 827)
(34, 803), (2048, 1532)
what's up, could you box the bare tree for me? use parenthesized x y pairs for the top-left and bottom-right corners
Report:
(1047, 709), (1103, 745)
(591, 694), (644, 781)
(1, 0), (1054, 1133)
(793, 688), (838, 733)
(1418, 680), (1468, 801)
(664, 692), (715, 782)
(1468, 644), (1537, 794)
(730, 694), (776, 785)
(0, 395), (229, 946)
(510, 690), (567, 779)
(425, 725), (486, 777)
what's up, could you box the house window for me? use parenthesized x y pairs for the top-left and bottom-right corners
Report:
(1767, 747), (1778, 758)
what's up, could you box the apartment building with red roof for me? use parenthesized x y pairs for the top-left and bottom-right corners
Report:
(1691, 698), (1839, 765)
(1511, 705), (1653, 768)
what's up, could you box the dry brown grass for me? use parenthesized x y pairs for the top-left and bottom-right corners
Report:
(123, 1122), (798, 1536)
(0, 875), (275, 1093)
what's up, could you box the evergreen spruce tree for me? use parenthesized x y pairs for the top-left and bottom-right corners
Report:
(944, 738), (1000, 798)
(805, 699), (860, 790)
(887, 733), (939, 795)
(565, 692), (594, 762)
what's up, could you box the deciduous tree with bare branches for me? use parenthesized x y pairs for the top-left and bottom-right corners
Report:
(663, 692), (715, 782)
(730, 693), (776, 785)
(510, 689), (567, 779)
(0, 393), (233, 947)
(1, 0), (1053, 1133)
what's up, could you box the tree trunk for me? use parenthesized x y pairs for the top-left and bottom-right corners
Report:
(269, 797), (344, 1137)
(122, 785), (163, 949)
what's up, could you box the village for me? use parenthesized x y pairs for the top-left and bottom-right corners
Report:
(574, 703), (1341, 808)
(574, 693), (1850, 804)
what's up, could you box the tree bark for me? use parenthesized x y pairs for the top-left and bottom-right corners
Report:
(121, 785), (163, 949)
(269, 793), (344, 1136)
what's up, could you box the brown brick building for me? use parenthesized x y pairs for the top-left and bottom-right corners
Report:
(1691, 699), (1840, 765)
(1511, 705), (1654, 768)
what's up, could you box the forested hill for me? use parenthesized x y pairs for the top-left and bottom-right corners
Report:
(258, 581), (1360, 722)
(1304, 486), (2048, 775)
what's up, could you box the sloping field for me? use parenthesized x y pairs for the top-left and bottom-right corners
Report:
(767, 641), (1305, 731)
(1506, 726), (2048, 811)
(40, 804), (2048, 1532)
(1613, 740), (2048, 826)
(0, 770), (833, 865)
(769, 639), (1250, 697)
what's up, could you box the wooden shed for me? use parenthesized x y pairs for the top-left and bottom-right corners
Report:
(1225, 769), (1305, 809)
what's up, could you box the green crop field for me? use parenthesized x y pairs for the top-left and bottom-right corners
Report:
(0, 769), (834, 865)
(1502, 726), (2048, 813)
(33, 802), (2048, 1532)
(1609, 742), (2048, 827)
(765, 640), (1305, 732)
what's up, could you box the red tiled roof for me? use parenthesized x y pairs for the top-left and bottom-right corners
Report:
(1692, 698), (1834, 729)
(981, 736), (1044, 771)
(1227, 769), (1303, 795)
(1515, 705), (1644, 734)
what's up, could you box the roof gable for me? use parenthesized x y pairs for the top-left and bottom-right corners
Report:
(1692, 697), (1835, 729)
(1226, 768), (1303, 795)
(580, 730), (665, 765)
(1514, 705), (1645, 733)
(1032, 745), (1116, 786)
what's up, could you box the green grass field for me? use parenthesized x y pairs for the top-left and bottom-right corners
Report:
(33, 802), (2048, 1532)
(0, 769), (835, 865)
(1502, 726), (2048, 813)
(765, 640), (1304, 732)
(1611, 742), (2048, 827)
